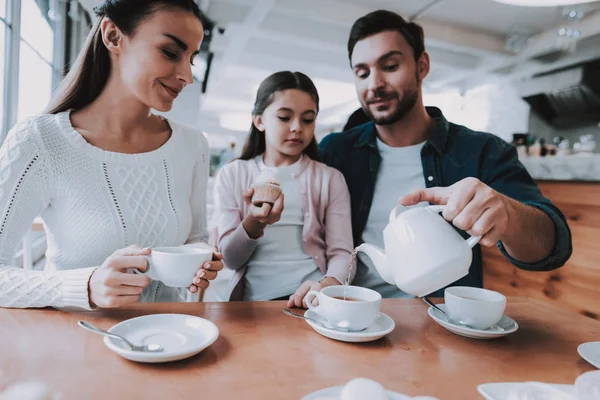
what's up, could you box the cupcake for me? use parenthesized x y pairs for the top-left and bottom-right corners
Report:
(251, 168), (282, 206)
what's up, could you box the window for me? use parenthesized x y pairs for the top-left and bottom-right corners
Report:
(17, 0), (55, 121)
(18, 41), (53, 121)
(20, 0), (53, 62)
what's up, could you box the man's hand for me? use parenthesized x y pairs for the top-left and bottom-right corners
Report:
(399, 177), (512, 247)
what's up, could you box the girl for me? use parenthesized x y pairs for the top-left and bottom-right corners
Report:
(0, 0), (223, 310)
(213, 71), (354, 307)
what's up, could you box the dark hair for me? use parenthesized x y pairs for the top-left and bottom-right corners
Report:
(343, 108), (370, 131)
(239, 71), (320, 161)
(347, 10), (425, 63)
(46, 0), (204, 114)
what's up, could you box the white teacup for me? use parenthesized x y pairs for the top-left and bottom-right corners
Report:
(304, 285), (382, 332)
(575, 370), (600, 400)
(444, 286), (506, 330)
(137, 246), (213, 288)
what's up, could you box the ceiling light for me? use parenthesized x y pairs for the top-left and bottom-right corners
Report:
(494, 0), (597, 6)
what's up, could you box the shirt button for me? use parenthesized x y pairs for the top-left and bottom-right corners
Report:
(314, 256), (319, 260)
(303, 238), (308, 243)
(427, 176), (434, 182)
(305, 212), (309, 217)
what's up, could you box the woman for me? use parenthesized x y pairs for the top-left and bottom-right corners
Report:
(0, 0), (223, 310)
(212, 71), (354, 307)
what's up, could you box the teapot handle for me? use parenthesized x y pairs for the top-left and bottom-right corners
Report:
(425, 205), (482, 249)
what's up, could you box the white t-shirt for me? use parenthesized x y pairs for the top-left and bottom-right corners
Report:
(354, 138), (428, 298)
(243, 156), (322, 300)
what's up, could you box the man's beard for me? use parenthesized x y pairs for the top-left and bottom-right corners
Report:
(362, 82), (419, 126)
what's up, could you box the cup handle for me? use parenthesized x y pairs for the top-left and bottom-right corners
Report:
(128, 256), (156, 280)
(304, 290), (321, 313)
(426, 205), (482, 249)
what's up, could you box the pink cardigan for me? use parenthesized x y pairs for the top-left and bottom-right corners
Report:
(211, 156), (354, 301)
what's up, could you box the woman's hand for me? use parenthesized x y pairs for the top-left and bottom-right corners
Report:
(287, 277), (341, 308)
(242, 188), (284, 239)
(189, 251), (224, 294)
(89, 245), (152, 308)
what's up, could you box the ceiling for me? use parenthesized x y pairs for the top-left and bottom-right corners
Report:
(79, 0), (600, 141)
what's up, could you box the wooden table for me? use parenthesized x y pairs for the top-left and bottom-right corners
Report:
(0, 297), (597, 399)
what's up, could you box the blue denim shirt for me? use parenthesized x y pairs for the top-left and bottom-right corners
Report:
(320, 107), (572, 297)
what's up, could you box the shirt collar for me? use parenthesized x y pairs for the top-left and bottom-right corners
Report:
(353, 106), (450, 155)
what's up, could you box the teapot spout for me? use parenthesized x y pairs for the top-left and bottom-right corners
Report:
(355, 243), (395, 285)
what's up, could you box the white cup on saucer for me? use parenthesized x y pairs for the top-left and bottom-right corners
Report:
(304, 285), (381, 332)
(135, 246), (213, 288)
(444, 286), (506, 330)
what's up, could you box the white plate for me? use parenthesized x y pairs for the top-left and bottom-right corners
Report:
(477, 382), (574, 400)
(302, 385), (410, 400)
(103, 314), (219, 363)
(578, 342), (600, 369)
(304, 310), (395, 343)
(427, 304), (518, 339)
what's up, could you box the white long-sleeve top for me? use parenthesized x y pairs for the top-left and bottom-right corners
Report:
(0, 112), (209, 310)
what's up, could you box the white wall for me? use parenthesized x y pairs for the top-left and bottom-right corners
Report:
(425, 82), (530, 142)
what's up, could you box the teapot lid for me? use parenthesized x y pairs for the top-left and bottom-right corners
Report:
(388, 204), (444, 223)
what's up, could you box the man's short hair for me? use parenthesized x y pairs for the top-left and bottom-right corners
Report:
(348, 10), (425, 63)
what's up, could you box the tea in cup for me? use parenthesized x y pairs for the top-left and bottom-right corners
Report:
(444, 286), (506, 330)
(137, 246), (213, 288)
(304, 285), (381, 331)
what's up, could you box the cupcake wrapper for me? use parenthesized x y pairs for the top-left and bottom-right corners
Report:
(251, 183), (282, 205)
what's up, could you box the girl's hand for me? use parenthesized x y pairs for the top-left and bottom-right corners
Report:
(189, 251), (224, 294)
(242, 188), (284, 238)
(244, 188), (284, 224)
(287, 277), (341, 308)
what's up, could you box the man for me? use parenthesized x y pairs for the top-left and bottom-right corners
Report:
(320, 10), (572, 298)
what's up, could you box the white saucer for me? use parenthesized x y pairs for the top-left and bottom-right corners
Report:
(477, 382), (574, 400)
(578, 342), (600, 369)
(304, 310), (395, 343)
(427, 304), (518, 339)
(302, 385), (410, 400)
(103, 313), (219, 363)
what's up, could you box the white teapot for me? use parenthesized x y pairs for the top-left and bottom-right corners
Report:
(356, 205), (481, 297)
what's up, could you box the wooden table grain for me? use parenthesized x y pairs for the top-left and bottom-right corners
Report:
(484, 181), (600, 321)
(0, 297), (597, 399)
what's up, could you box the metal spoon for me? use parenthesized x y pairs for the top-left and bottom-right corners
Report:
(421, 297), (505, 332)
(78, 320), (164, 352)
(282, 309), (352, 332)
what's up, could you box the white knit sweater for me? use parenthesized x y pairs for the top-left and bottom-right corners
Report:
(0, 112), (209, 310)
